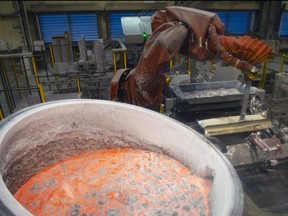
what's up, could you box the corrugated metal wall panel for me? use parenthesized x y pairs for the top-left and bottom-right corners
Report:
(38, 14), (99, 43)
(217, 12), (227, 26)
(279, 12), (288, 37)
(109, 12), (154, 39)
(70, 14), (99, 41)
(227, 12), (251, 35)
(216, 11), (252, 35)
(38, 14), (69, 43)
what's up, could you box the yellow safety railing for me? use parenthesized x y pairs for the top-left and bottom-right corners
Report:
(112, 39), (127, 74)
(112, 50), (127, 73)
(32, 55), (46, 103)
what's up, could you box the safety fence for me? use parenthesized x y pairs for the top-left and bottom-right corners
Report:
(0, 45), (287, 121)
(0, 43), (113, 120)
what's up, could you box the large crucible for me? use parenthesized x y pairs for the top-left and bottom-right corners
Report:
(0, 99), (243, 215)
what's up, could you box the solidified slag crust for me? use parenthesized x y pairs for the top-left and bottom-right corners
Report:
(14, 148), (211, 216)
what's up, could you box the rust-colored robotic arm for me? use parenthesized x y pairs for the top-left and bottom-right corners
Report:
(110, 6), (272, 108)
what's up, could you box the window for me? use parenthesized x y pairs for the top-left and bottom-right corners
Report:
(38, 14), (99, 43)
(216, 11), (252, 35)
(279, 12), (288, 37)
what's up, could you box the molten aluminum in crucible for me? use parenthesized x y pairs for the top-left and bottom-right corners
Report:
(14, 148), (211, 216)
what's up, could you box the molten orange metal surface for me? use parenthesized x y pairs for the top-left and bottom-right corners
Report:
(14, 148), (211, 215)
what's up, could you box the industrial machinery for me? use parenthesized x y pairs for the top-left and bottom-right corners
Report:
(110, 6), (288, 213)
(110, 6), (274, 136)
(121, 16), (152, 67)
(110, 6), (272, 108)
(46, 33), (112, 99)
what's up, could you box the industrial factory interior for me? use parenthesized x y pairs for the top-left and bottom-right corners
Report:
(1, 1), (288, 215)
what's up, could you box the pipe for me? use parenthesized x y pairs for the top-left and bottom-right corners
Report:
(0, 53), (33, 58)
(21, 1), (33, 51)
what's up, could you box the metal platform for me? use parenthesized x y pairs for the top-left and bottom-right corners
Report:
(197, 114), (272, 136)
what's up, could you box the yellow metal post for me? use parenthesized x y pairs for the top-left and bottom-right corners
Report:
(113, 52), (117, 73)
(49, 44), (59, 86)
(170, 59), (173, 69)
(280, 54), (286, 73)
(259, 60), (268, 89)
(76, 78), (81, 93)
(0, 104), (4, 120)
(160, 104), (164, 114)
(49, 44), (55, 67)
(38, 84), (46, 103)
(187, 58), (191, 75)
(165, 77), (171, 85)
(123, 51), (127, 69)
(210, 59), (214, 72)
(31, 56), (39, 85)
(10, 56), (22, 99)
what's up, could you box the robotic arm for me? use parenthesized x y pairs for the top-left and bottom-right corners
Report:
(110, 6), (272, 108)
